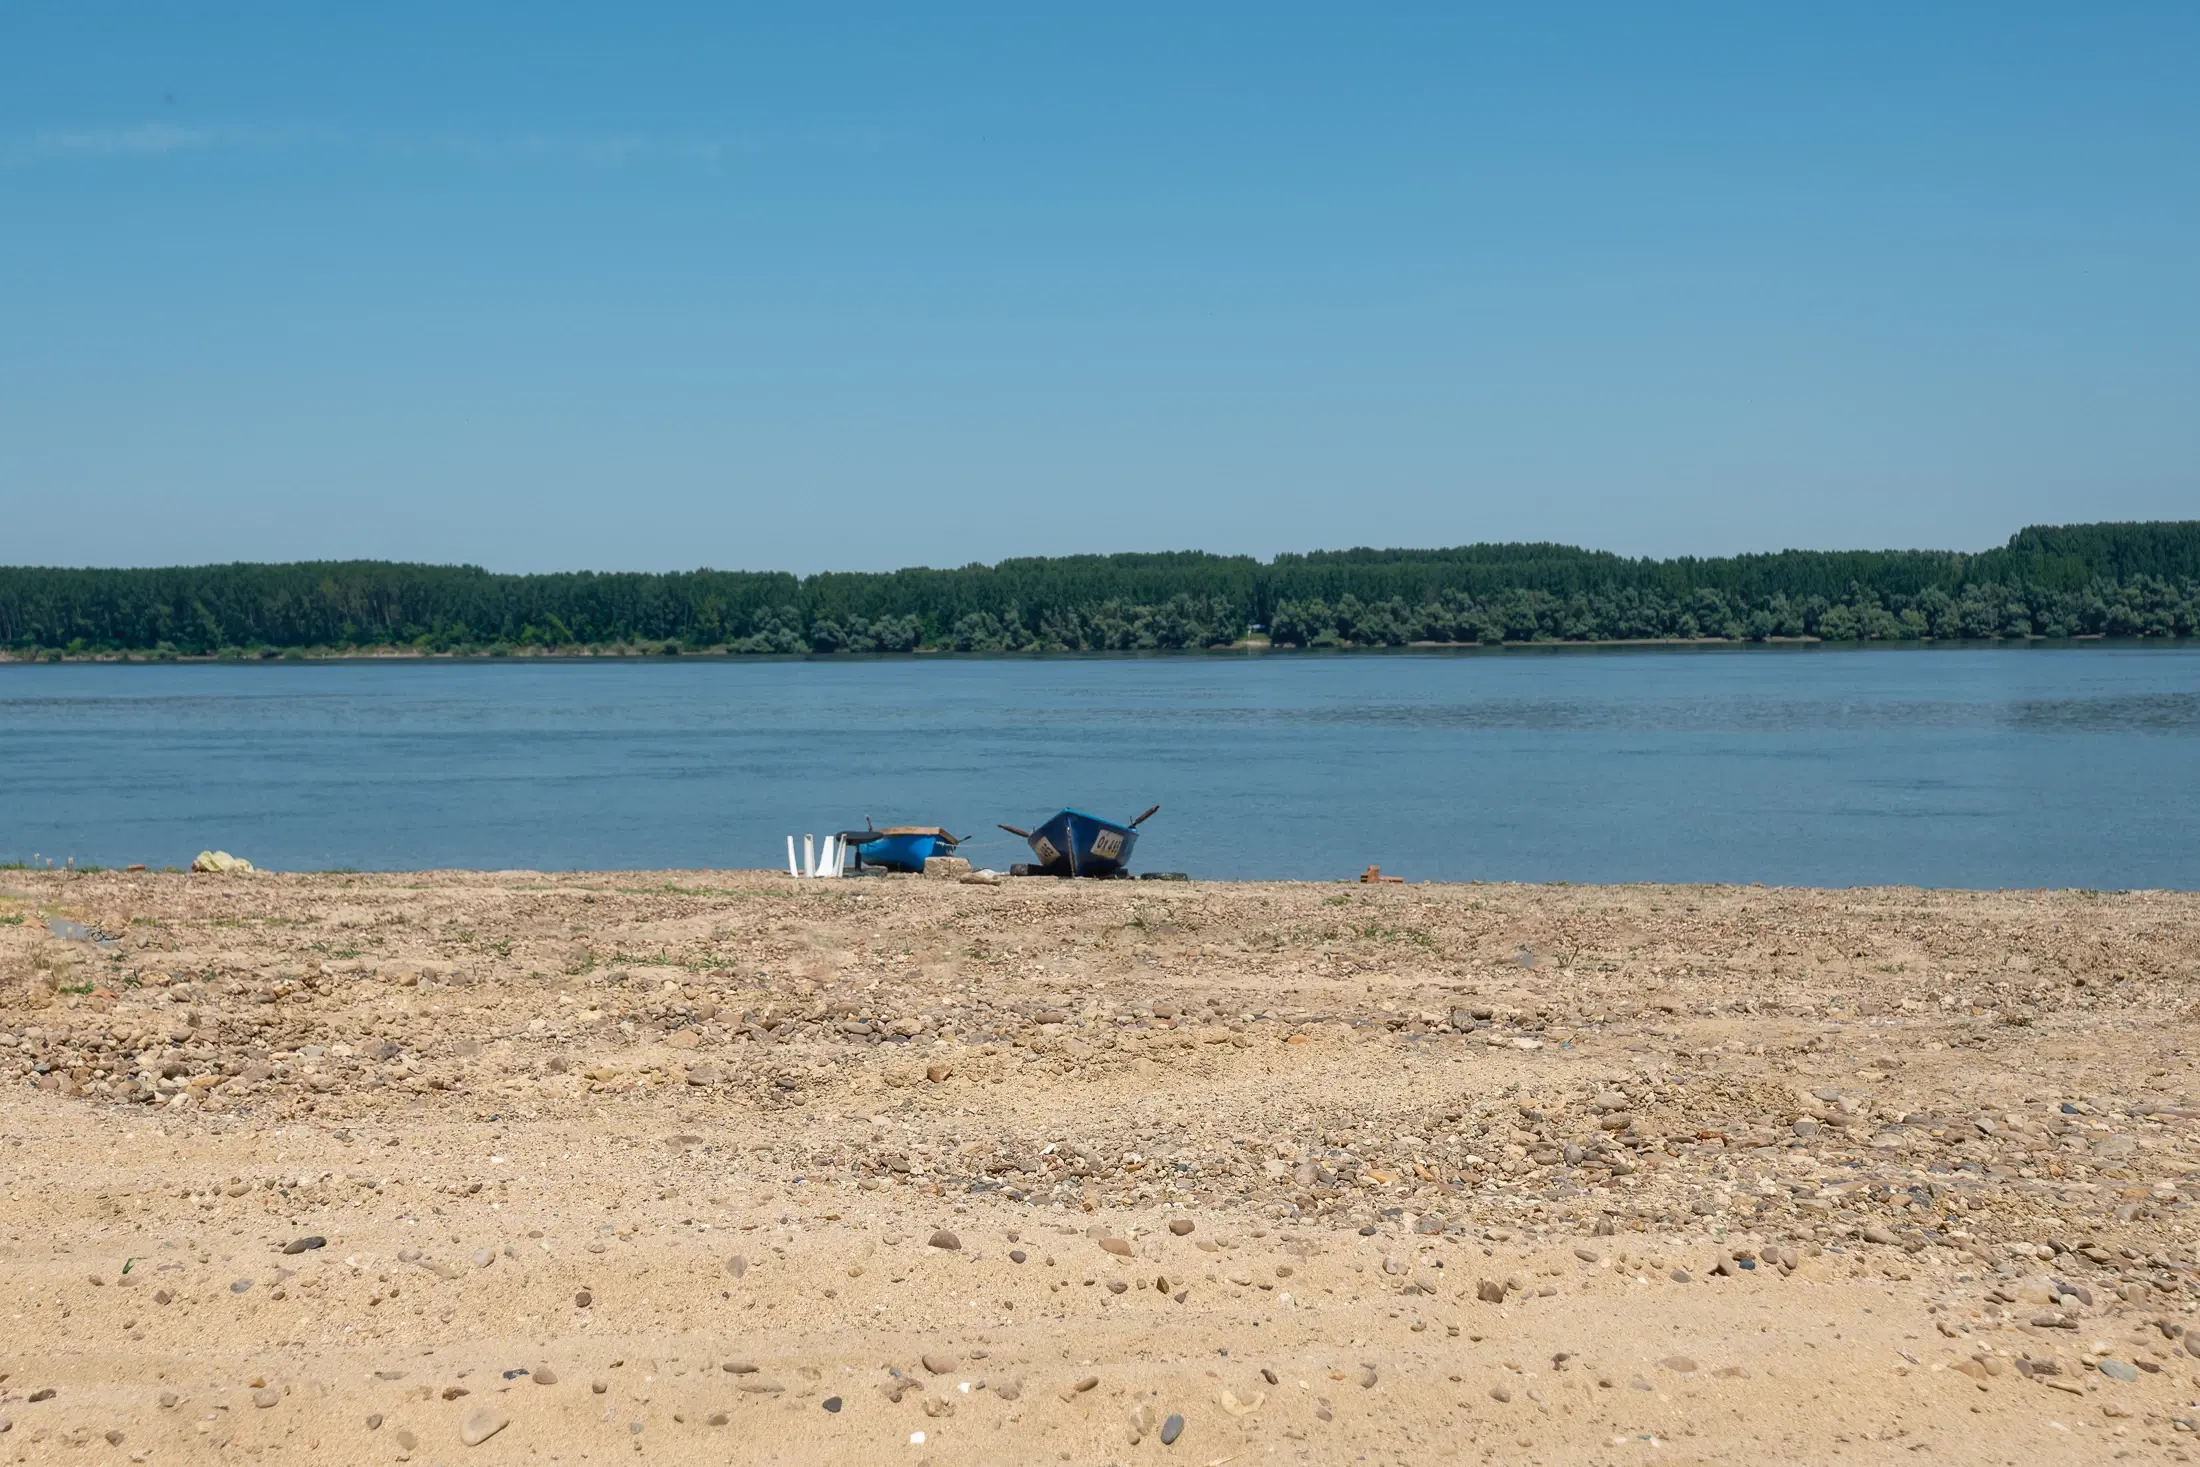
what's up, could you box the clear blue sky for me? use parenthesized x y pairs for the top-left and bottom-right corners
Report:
(4, 3), (2195, 574)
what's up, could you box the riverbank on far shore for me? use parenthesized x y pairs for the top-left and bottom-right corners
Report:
(3, 872), (2198, 1462)
(4, 632), (2180, 663)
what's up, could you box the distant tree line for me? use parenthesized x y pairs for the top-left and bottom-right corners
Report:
(2, 521), (2195, 657)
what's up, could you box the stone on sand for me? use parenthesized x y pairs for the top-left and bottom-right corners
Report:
(459, 1407), (509, 1446)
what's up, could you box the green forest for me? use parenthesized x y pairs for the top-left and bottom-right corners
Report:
(3, 520), (2197, 658)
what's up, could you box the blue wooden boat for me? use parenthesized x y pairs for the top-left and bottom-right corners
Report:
(835, 824), (963, 874)
(999, 805), (1159, 878)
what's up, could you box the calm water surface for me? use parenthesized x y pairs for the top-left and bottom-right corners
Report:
(1, 648), (2195, 887)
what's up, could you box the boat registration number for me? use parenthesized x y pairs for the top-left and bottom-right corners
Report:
(1031, 837), (1060, 865)
(1091, 830), (1124, 860)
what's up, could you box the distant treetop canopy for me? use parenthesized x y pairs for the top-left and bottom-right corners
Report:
(2, 521), (2195, 656)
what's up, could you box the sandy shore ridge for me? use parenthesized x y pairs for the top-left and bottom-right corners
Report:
(2, 870), (2197, 1463)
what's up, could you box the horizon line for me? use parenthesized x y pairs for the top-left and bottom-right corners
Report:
(3, 517), (2195, 581)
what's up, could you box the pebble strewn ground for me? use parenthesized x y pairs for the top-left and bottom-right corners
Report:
(3, 869), (2199, 1463)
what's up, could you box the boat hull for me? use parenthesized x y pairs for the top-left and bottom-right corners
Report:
(862, 829), (956, 873)
(1024, 809), (1138, 878)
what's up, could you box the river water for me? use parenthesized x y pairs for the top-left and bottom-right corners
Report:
(1, 647), (2194, 887)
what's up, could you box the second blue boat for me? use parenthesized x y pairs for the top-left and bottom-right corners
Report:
(999, 805), (1159, 878)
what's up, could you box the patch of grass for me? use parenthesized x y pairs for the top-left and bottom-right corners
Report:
(613, 883), (749, 898)
(1356, 921), (1439, 950)
(0, 914), (22, 926)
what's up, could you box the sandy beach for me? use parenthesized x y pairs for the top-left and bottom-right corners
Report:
(3, 869), (2198, 1464)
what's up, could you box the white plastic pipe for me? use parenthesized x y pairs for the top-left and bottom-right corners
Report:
(822, 835), (843, 877)
(786, 836), (800, 878)
(803, 835), (816, 878)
